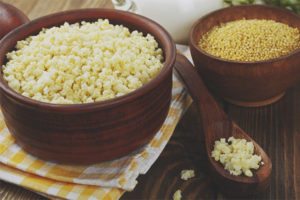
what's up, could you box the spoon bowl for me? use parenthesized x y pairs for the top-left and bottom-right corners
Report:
(174, 53), (272, 197)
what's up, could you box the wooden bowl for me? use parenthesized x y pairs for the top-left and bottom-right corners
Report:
(0, 9), (176, 164)
(0, 2), (29, 39)
(190, 5), (300, 107)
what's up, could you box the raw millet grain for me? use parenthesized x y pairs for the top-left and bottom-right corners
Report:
(198, 19), (300, 62)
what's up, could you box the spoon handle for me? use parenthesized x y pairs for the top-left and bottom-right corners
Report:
(174, 53), (227, 123)
(174, 54), (272, 197)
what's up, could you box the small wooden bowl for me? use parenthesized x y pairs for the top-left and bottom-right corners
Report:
(190, 5), (300, 107)
(0, 9), (176, 164)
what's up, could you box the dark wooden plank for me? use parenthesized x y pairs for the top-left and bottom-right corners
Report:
(294, 81), (300, 200)
(226, 83), (299, 200)
(122, 137), (217, 200)
(0, 181), (46, 200)
(122, 103), (212, 200)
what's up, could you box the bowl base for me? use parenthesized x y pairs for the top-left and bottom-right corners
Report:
(224, 92), (285, 107)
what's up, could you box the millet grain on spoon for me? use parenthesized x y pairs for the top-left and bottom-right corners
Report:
(174, 53), (272, 197)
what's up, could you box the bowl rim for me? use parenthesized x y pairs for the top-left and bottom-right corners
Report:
(189, 4), (300, 65)
(0, 8), (176, 113)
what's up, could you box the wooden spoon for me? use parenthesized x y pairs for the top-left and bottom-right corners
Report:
(174, 53), (272, 197)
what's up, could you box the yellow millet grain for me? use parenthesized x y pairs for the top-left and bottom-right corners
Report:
(2, 19), (163, 104)
(198, 19), (300, 62)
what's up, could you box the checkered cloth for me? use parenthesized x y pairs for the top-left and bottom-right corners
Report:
(0, 72), (192, 199)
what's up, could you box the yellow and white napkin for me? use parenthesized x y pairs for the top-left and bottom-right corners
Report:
(0, 69), (192, 200)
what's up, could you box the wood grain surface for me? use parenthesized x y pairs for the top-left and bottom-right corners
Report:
(0, 0), (299, 199)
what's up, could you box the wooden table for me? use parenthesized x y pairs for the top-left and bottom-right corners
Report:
(0, 0), (299, 199)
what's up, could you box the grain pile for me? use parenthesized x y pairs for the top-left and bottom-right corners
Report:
(198, 19), (300, 61)
(2, 19), (163, 104)
(211, 137), (263, 177)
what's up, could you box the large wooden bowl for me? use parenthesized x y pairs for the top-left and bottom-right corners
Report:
(0, 9), (176, 164)
(190, 5), (300, 107)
